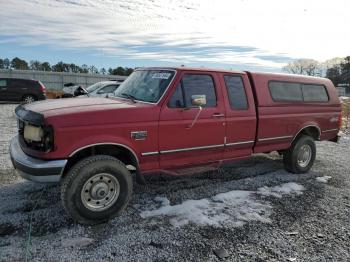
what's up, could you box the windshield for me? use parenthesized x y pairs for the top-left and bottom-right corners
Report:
(86, 82), (105, 93)
(114, 70), (175, 103)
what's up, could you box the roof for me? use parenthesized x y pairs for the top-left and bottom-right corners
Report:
(136, 66), (246, 75)
(249, 71), (328, 81)
(136, 67), (332, 85)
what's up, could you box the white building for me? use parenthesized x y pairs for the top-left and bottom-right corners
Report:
(337, 86), (346, 97)
(337, 83), (350, 97)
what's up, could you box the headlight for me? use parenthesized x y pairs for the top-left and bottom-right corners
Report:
(24, 124), (44, 142)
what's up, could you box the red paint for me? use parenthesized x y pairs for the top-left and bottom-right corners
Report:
(21, 67), (341, 175)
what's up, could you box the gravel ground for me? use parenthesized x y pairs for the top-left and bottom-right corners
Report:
(0, 104), (350, 262)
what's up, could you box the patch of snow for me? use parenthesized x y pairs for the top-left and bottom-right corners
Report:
(154, 196), (170, 206)
(339, 134), (350, 144)
(316, 176), (332, 183)
(257, 182), (305, 198)
(61, 237), (94, 248)
(140, 190), (271, 227)
(140, 182), (306, 228)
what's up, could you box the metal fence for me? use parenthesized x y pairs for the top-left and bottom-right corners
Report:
(0, 69), (127, 90)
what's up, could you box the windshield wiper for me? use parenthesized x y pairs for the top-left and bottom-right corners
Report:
(121, 93), (137, 103)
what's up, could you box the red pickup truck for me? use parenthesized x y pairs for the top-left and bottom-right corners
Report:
(10, 67), (341, 224)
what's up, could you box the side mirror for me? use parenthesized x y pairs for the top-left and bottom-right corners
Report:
(187, 95), (206, 129)
(191, 95), (206, 107)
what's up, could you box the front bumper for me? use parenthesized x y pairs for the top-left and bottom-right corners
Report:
(9, 136), (67, 183)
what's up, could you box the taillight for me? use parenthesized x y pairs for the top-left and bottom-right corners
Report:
(39, 82), (46, 95)
(338, 111), (342, 130)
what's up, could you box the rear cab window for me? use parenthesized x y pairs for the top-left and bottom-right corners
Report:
(223, 75), (248, 109)
(168, 74), (217, 108)
(269, 81), (329, 102)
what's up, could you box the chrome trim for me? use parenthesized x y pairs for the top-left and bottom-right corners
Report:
(212, 113), (225, 118)
(147, 139), (254, 156)
(69, 143), (139, 164)
(226, 140), (255, 146)
(291, 125), (321, 142)
(114, 69), (177, 105)
(322, 128), (338, 133)
(258, 135), (293, 142)
(160, 144), (224, 154)
(141, 151), (159, 156)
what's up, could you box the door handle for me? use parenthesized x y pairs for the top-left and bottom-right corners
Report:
(212, 113), (225, 118)
(21, 88), (28, 90)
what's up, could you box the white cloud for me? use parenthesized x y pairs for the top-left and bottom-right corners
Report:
(1, 0), (349, 69)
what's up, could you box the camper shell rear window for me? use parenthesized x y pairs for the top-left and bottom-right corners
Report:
(268, 81), (329, 102)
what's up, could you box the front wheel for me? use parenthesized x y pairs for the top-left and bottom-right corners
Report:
(61, 155), (133, 225)
(283, 135), (316, 174)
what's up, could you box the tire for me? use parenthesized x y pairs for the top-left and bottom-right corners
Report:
(61, 155), (133, 225)
(22, 95), (36, 103)
(283, 135), (316, 174)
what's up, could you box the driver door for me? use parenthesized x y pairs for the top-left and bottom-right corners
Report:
(159, 72), (226, 169)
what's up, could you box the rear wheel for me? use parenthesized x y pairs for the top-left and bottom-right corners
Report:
(22, 95), (36, 103)
(283, 135), (316, 174)
(61, 155), (133, 225)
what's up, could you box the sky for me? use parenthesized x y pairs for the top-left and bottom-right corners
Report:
(0, 0), (349, 72)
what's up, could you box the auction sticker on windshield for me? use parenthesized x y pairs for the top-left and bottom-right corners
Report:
(151, 72), (172, 79)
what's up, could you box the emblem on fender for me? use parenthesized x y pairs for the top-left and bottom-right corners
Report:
(131, 131), (148, 140)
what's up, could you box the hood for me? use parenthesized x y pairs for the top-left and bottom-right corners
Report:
(24, 97), (136, 116)
(22, 97), (158, 128)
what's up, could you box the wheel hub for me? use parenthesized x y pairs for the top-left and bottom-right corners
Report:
(297, 144), (312, 168)
(91, 182), (109, 199)
(81, 173), (120, 211)
(24, 96), (35, 103)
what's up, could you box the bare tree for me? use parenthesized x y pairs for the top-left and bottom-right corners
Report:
(30, 60), (42, 70)
(283, 59), (322, 76)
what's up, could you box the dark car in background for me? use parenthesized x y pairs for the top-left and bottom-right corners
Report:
(0, 78), (46, 103)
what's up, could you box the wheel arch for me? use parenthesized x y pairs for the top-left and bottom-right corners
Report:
(291, 124), (321, 144)
(63, 143), (139, 176)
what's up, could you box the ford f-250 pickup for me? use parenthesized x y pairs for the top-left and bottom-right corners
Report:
(10, 67), (341, 224)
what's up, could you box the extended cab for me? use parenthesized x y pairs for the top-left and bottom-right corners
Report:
(9, 67), (341, 224)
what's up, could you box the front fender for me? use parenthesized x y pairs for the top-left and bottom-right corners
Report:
(67, 135), (139, 160)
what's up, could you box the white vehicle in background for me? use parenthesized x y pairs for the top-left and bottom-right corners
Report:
(62, 80), (123, 98)
(82, 80), (122, 98)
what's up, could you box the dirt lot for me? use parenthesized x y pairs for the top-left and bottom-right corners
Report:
(0, 103), (350, 262)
